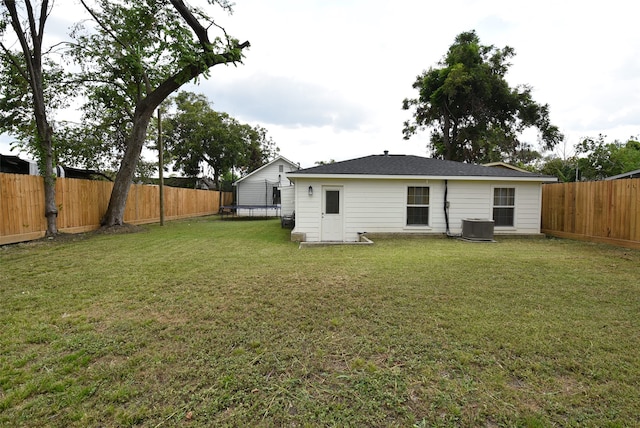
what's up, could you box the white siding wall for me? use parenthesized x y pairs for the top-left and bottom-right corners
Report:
(446, 181), (492, 233)
(507, 182), (543, 234)
(292, 179), (324, 242)
(445, 181), (542, 234)
(280, 186), (295, 216)
(236, 159), (297, 205)
(293, 177), (543, 242)
(237, 180), (271, 206)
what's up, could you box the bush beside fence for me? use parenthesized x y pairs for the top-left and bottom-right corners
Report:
(0, 173), (233, 245)
(541, 179), (640, 250)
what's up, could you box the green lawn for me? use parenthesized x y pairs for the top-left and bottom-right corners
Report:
(1, 217), (639, 427)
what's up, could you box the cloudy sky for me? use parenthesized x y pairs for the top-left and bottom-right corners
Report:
(2, 0), (639, 168)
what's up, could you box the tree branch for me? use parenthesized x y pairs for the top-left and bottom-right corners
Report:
(80, 0), (129, 52)
(169, 0), (211, 49)
(38, 0), (50, 40)
(0, 42), (29, 81)
(79, 0), (154, 95)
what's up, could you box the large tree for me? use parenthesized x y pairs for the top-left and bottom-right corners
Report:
(402, 30), (563, 163)
(575, 135), (640, 180)
(70, 0), (249, 226)
(0, 0), (69, 235)
(164, 91), (278, 188)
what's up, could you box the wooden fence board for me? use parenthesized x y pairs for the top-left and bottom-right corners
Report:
(542, 179), (640, 249)
(0, 174), (48, 244)
(631, 180), (639, 240)
(1, 173), (231, 245)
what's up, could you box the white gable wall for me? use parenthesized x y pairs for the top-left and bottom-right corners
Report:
(236, 158), (297, 206)
(292, 177), (543, 242)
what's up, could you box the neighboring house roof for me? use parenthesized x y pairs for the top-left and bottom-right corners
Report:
(0, 154), (36, 174)
(483, 161), (529, 173)
(234, 155), (299, 185)
(1, 153), (111, 180)
(60, 166), (112, 181)
(287, 153), (557, 182)
(604, 168), (640, 180)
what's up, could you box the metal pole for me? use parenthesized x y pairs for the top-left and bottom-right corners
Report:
(158, 107), (165, 226)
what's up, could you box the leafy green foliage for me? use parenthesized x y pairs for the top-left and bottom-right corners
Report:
(576, 135), (640, 180)
(539, 155), (579, 182)
(403, 30), (563, 163)
(58, 0), (196, 170)
(164, 91), (278, 186)
(0, 8), (73, 156)
(0, 52), (33, 139)
(314, 159), (336, 165)
(538, 135), (640, 182)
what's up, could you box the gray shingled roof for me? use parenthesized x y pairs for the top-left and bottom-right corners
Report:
(289, 154), (554, 179)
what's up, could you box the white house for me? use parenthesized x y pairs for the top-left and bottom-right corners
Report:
(233, 155), (299, 217)
(285, 152), (557, 242)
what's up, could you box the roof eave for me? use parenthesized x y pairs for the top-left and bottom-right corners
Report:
(286, 173), (557, 182)
(604, 168), (640, 180)
(233, 155), (299, 184)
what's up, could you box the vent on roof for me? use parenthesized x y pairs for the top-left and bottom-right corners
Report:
(461, 218), (494, 241)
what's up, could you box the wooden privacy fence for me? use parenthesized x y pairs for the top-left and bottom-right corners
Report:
(0, 173), (233, 245)
(541, 178), (640, 249)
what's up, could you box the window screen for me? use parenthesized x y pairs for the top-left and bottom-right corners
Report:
(407, 186), (429, 226)
(493, 188), (515, 227)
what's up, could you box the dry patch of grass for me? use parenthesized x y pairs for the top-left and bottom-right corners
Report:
(1, 217), (639, 426)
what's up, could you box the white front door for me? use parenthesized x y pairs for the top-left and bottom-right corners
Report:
(321, 186), (343, 241)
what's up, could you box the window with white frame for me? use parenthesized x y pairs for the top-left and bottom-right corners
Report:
(493, 187), (515, 226)
(407, 186), (429, 226)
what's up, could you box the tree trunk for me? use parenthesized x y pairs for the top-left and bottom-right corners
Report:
(101, 109), (154, 226)
(42, 128), (58, 236)
(35, 71), (58, 236)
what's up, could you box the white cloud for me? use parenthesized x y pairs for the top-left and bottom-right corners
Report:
(194, 74), (370, 130)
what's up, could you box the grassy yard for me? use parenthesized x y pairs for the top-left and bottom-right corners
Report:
(1, 217), (639, 427)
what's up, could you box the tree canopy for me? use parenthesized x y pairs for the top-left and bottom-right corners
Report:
(575, 135), (640, 180)
(402, 30), (563, 164)
(163, 91), (278, 188)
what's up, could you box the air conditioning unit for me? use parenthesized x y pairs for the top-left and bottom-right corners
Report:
(461, 218), (495, 241)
